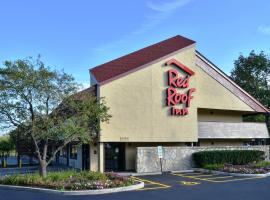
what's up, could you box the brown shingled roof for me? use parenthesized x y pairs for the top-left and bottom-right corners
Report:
(90, 35), (195, 84)
(74, 86), (96, 100)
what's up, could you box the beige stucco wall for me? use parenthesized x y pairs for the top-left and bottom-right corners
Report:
(198, 109), (244, 122)
(98, 45), (255, 143)
(196, 65), (253, 111)
(99, 46), (198, 142)
(90, 142), (98, 171)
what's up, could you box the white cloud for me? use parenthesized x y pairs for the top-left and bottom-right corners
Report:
(258, 25), (270, 35)
(94, 39), (126, 52)
(134, 0), (193, 34)
(95, 0), (193, 52)
(146, 0), (192, 12)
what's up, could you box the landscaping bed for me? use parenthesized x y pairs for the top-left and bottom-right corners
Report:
(203, 161), (270, 174)
(193, 150), (270, 174)
(0, 170), (135, 191)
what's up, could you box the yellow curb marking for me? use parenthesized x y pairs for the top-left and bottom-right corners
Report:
(131, 176), (170, 191)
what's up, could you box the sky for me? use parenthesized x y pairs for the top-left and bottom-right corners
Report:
(0, 0), (270, 88)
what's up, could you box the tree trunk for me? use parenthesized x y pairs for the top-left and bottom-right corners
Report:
(39, 161), (47, 177)
(29, 155), (33, 166)
(17, 154), (21, 167)
(265, 113), (270, 132)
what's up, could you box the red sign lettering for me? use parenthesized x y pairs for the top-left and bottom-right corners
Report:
(167, 87), (195, 107)
(165, 59), (196, 117)
(168, 69), (190, 88)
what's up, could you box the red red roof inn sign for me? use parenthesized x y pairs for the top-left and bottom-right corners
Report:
(165, 59), (196, 116)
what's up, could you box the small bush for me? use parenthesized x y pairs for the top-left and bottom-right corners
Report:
(253, 161), (270, 168)
(193, 150), (265, 167)
(203, 164), (224, 171)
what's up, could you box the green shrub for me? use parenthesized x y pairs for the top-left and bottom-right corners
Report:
(203, 164), (224, 170)
(193, 150), (265, 167)
(45, 170), (77, 182)
(253, 161), (270, 168)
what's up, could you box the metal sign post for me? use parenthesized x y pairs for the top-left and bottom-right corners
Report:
(157, 146), (163, 173)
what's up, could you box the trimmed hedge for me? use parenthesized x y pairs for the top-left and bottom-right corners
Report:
(193, 150), (265, 167)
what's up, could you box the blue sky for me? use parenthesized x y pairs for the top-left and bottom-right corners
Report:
(1, 0), (270, 88)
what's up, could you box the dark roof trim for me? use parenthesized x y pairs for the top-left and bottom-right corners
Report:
(196, 51), (270, 113)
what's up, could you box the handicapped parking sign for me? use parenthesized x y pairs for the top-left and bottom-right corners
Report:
(157, 146), (163, 173)
(157, 146), (163, 158)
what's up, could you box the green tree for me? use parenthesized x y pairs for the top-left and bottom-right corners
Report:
(0, 135), (15, 167)
(9, 125), (36, 166)
(231, 51), (270, 125)
(0, 57), (111, 177)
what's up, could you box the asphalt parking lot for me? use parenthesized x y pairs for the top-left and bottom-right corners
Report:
(0, 172), (270, 200)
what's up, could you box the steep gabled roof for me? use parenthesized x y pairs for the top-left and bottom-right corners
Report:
(74, 86), (96, 100)
(195, 51), (270, 113)
(90, 35), (269, 113)
(90, 35), (195, 84)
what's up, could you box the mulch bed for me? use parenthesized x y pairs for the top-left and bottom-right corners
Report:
(222, 164), (270, 174)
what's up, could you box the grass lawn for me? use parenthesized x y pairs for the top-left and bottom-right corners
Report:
(0, 170), (134, 191)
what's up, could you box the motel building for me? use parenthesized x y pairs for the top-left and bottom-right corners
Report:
(57, 35), (270, 173)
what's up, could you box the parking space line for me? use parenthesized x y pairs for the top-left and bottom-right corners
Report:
(131, 176), (171, 191)
(172, 173), (209, 181)
(191, 174), (219, 177)
(171, 172), (264, 183)
(131, 176), (170, 187)
(137, 186), (170, 191)
(178, 172), (204, 176)
(206, 176), (233, 180)
(208, 177), (263, 183)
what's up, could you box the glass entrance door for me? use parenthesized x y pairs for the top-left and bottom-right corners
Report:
(82, 144), (90, 170)
(105, 143), (125, 171)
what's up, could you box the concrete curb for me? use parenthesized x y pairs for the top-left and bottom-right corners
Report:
(0, 166), (38, 170)
(171, 170), (194, 173)
(130, 172), (162, 176)
(0, 181), (144, 195)
(193, 168), (270, 177)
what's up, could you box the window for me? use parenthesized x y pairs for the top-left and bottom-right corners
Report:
(61, 146), (67, 157)
(193, 142), (200, 147)
(185, 142), (192, 147)
(70, 144), (78, 159)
